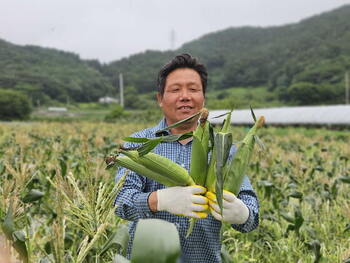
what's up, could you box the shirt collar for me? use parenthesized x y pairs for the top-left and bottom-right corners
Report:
(153, 118), (170, 137)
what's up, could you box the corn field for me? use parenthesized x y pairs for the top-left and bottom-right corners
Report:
(0, 122), (349, 262)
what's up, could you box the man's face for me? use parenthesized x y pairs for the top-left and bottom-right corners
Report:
(157, 68), (205, 126)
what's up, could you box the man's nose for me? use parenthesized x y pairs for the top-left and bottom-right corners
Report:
(179, 89), (190, 101)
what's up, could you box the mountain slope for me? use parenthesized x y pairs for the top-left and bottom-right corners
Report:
(1, 5), (350, 107)
(0, 39), (113, 104)
(104, 4), (350, 106)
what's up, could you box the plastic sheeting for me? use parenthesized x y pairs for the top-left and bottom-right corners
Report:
(209, 105), (350, 126)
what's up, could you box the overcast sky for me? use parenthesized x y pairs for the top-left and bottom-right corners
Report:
(1, 0), (349, 63)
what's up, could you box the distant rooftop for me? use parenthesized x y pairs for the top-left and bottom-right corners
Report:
(209, 105), (350, 126)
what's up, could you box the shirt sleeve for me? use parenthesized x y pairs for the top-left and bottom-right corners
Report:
(113, 132), (155, 221)
(231, 175), (259, 233)
(114, 167), (154, 221)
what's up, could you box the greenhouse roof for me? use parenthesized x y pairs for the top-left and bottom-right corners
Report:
(209, 105), (350, 126)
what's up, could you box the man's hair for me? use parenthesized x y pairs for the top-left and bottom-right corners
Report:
(157, 53), (208, 97)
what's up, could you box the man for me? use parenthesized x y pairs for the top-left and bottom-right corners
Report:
(114, 53), (259, 263)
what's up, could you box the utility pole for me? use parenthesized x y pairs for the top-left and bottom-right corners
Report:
(119, 73), (124, 108)
(170, 29), (176, 50)
(346, 71), (349, 105)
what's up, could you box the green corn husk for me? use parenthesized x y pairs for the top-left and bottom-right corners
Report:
(224, 116), (265, 195)
(205, 110), (232, 193)
(187, 109), (211, 238)
(189, 108), (210, 185)
(121, 150), (195, 186)
(113, 155), (183, 187)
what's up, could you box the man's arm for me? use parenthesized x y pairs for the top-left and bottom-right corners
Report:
(114, 167), (154, 221)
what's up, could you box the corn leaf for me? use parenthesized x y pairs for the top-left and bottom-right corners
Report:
(215, 132), (232, 211)
(131, 219), (180, 263)
(137, 138), (162, 156)
(220, 110), (232, 133)
(254, 135), (266, 151)
(204, 125), (216, 192)
(124, 133), (192, 145)
(186, 218), (196, 238)
(123, 137), (149, 143)
(190, 136), (207, 185)
(1, 202), (28, 263)
(113, 255), (130, 263)
(155, 110), (202, 135)
(100, 224), (129, 256)
(224, 116), (265, 195)
(211, 111), (231, 119)
(125, 133), (193, 156)
(160, 132), (193, 142)
(21, 189), (45, 203)
(250, 105), (257, 122)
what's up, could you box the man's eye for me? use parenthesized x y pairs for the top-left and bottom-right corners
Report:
(190, 87), (200, 92)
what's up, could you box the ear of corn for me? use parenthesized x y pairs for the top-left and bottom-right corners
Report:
(214, 132), (232, 212)
(120, 150), (195, 186)
(189, 136), (207, 185)
(224, 116), (265, 195)
(187, 109), (210, 238)
(205, 111), (232, 193)
(114, 155), (182, 187)
(189, 108), (210, 186)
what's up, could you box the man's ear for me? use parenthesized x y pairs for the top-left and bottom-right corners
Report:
(156, 92), (163, 107)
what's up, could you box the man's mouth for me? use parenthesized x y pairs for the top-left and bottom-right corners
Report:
(178, 106), (193, 110)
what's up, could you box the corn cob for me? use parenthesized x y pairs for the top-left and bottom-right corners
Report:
(190, 108), (210, 186)
(187, 108), (211, 237)
(224, 116), (265, 195)
(114, 155), (182, 187)
(121, 150), (195, 186)
(205, 111), (232, 193)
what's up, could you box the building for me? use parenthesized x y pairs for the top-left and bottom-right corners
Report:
(98, 96), (119, 104)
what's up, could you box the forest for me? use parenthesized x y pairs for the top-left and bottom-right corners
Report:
(0, 4), (350, 110)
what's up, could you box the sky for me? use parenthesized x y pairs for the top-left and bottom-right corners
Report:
(0, 0), (350, 63)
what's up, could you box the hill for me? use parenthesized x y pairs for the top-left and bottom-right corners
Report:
(1, 5), (350, 108)
(104, 4), (350, 106)
(0, 39), (113, 105)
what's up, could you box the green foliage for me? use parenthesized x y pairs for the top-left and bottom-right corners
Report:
(105, 105), (125, 121)
(206, 87), (282, 109)
(281, 82), (343, 105)
(0, 39), (114, 105)
(0, 89), (32, 120)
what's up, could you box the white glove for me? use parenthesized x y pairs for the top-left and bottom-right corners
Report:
(206, 190), (249, 224)
(157, 185), (209, 219)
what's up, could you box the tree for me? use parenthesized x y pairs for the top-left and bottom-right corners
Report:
(282, 82), (339, 105)
(0, 89), (32, 120)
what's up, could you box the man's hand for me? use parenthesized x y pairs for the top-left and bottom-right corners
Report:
(206, 190), (249, 224)
(150, 185), (209, 219)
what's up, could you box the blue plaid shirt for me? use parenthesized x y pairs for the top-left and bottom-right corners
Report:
(114, 119), (259, 263)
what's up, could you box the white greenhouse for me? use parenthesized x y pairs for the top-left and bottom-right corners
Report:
(209, 105), (350, 126)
